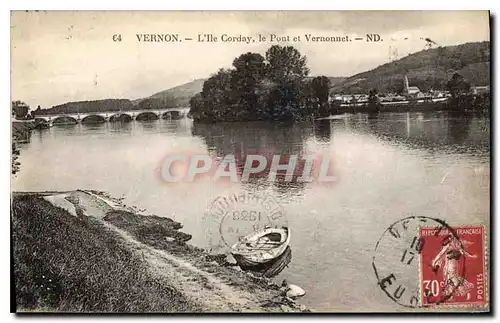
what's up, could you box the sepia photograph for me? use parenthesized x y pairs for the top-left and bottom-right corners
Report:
(10, 10), (491, 313)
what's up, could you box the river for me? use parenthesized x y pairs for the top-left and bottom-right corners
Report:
(12, 111), (490, 311)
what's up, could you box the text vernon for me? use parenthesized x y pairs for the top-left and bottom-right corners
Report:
(136, 34), (180, 42)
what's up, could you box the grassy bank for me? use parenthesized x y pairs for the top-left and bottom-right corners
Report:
(12, 192), (305, 313)
(12, 121), (34, 143)
(12, 194), (199, 312)
(12, 122), (34, 174)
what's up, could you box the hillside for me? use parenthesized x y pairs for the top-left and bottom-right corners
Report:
(306, 76), (346, 86)
(150, 79), (206, 102)
(331, 41), (490, 94)
(34, 99), (134, 115)
(133, 79), (206, 107)
(36, 80), (205, 114)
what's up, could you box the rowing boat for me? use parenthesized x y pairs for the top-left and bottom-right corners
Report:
(231, 226), (290, 269)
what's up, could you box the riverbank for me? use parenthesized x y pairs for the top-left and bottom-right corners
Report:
(330, 99), (490, 115)
(12, 121), (36, 174)
(12, 121), (35, 143)
(11, 191), (307, 313)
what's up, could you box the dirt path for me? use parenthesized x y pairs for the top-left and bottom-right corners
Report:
(21, 190), (305, 312)
(100, 220), (289, 312)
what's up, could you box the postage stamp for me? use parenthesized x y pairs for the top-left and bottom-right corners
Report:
(373, 217), (488, 309)
(419, 226), (487, 307)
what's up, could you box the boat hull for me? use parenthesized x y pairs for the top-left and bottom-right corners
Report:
(233, 246), (292, 278)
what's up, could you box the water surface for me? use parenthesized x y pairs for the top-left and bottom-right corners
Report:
(12, 111), (490, 311)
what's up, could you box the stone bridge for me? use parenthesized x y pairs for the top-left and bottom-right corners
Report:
(33, 107), (190, 125)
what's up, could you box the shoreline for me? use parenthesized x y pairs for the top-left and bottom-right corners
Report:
(12, 121), (35, 143)
(330, 101), (490, 115)
(11, 190), (308, 313)
(12, 121), (35, 174)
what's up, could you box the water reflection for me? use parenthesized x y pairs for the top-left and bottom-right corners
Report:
(80, 122), (107, 132)
(191, 122), (315, 198)
(108, 121), (133, 134)
(313, 119), (332, 142)
(447, 112), (473, 144)
(192, 122), (313, 155)
(136, 119), (160, 131)
(334, 111), (489, 155)
(50, 118), (193, 138)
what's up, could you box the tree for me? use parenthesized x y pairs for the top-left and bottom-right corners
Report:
(310, 76), (331, 116)
(231, 52), (267, 88)
(200, 69), (234, 122)
(12, 101), (29, 119)
(32, 105), (42, 116)
(230, 53), (267, 119)
(447, 73), (470, 99)
(311, 76), (330, 104)
(190, 45), (313, 123)
(12, 142), (20, 174)
(266, 79), (305, 121)
(266, 45), (309, 82)
(188, 93), (204, 120)
(368, 88), (381, 112)
(137, 97), (176, 110)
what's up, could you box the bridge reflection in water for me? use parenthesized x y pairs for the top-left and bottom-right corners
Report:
(33, 107), (190, 125)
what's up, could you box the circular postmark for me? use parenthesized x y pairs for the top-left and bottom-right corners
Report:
(372, 216), (465, 308)
(203, 191), (287, 253)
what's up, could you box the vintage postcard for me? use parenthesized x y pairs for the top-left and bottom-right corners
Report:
(10, 11), (491, 313)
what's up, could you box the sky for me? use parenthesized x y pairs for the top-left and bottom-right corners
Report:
(11, 11), (490, 108)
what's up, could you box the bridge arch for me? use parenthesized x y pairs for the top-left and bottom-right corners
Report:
(136, 111), (159, 121)
(34, 117), (50, 123)
(109, 113), (133, 122)
(81, 115), (106, 124)
(52, 115), (78, 125)
(161, 111), (182, 120)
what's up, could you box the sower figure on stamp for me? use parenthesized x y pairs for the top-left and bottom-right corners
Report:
(431, 234), (477, 301)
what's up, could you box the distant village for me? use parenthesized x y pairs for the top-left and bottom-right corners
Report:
(330, 75), (490, 108)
